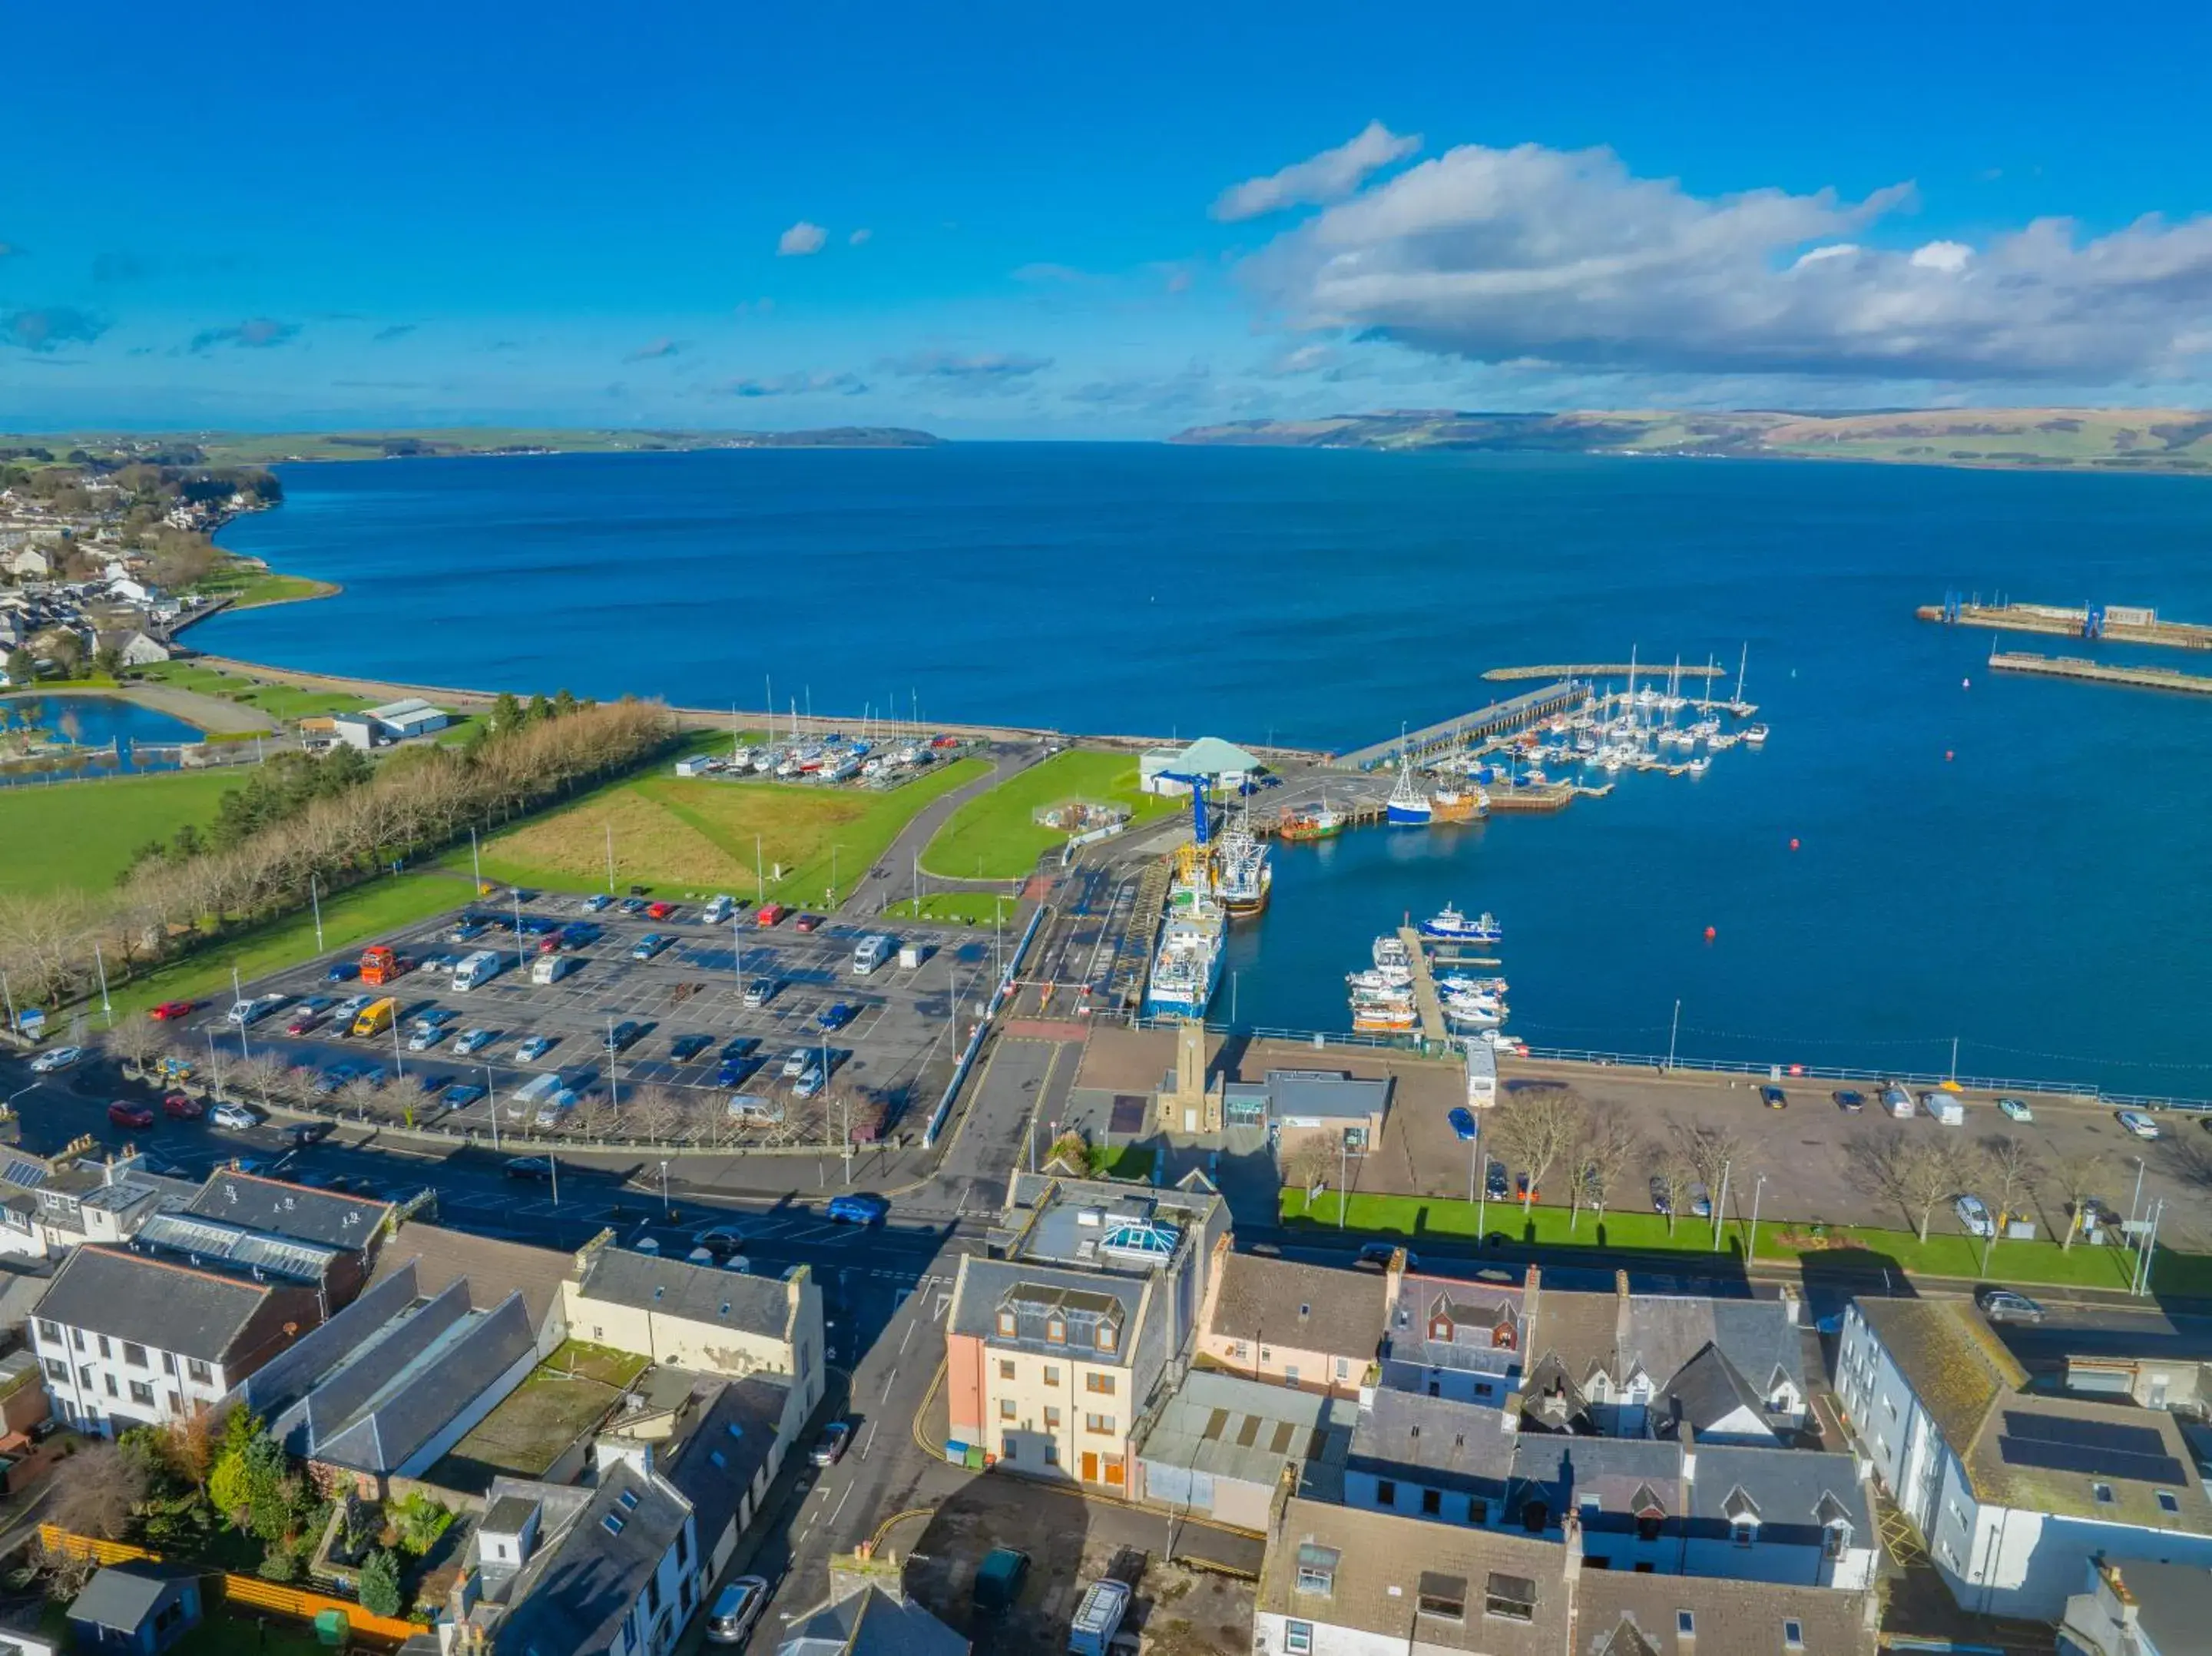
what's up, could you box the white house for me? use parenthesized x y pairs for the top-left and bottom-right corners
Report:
(114, 631), (172, 667)
(105, 578), (157, 606)
(1838, 1297), (2212, 1619)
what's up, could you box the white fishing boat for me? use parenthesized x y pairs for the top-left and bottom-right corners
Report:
(1743, 724), (1770, 747)
(1386, 756), (1433, 826)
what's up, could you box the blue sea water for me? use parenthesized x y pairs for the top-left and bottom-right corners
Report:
(209, 445), (2212, 1095)
(0, 694), (204, 784)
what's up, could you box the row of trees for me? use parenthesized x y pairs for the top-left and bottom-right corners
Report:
(128, 745), (376, 873)
(0, 695), (676, 1010)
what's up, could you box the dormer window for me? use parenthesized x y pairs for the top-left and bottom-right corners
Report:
(1294, 1543), (1338, 1596)
(997, 1310), (1015, 1337)
(1430, 1318), (1452, 1341)
(1097, 1323), (1116, 1353)
(1732, 1518), (1757, 1545)
(1047, 1317), (1066, 1344)
(1492, 1323), (1516, 1350)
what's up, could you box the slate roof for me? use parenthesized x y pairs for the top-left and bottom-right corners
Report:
(1390, 1272), (1528, 1374)
(1509, 1436), (1684, 1523)
(664, 1375), (790, 1546)
(1578, 1568), (1876, 1655)
(370, 1224), (573, 1334)
(490, 1462), (689, 1655)
(188, 1170), (391, 1251)
(310, 1291), (535, 1475)
(1663, 1344), (1777, 1440)
(573, 1246), (793, 1340)
(1518, 1286), (1803, 1422)
(1207, 1253), (1388, 1356)
(2091, 1560), (2212, 1654)
(773, 1583), (969, 1656)
(237, 1268), (424, 1420)
(33, 1245), (282, 1363)
(67, 1565), (189, 1631)
(1348, 1389), (1515, 1500)
(1686, 1446), (1870, 1538)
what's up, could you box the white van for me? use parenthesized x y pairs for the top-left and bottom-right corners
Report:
(852, 934), (895, 976)
(530, 953), (577, 986)
(727, 1093), (783, 1124)
(1067, 1580), (1131, 1656)
(1928, 1095), (1965, 1126)
(510, 1071), (563, 1118)
(703, 894), (737, 925)
(453, 949), (504, 992)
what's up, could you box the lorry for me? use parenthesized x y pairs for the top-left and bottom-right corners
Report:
(1066, 1579), (1131, 1656)
(351, 997), (398, 1038)
(359, 945), (409, 987)
(530, 952), (578, 986)
(452, 949), (505, 992)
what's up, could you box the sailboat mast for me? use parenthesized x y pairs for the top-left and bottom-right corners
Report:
(1734, 641), (1748, 706)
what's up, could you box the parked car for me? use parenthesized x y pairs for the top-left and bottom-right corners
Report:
(407, 1024), (449, 1052)
(630, 933), (671, 961)
(810, 1422), (852, 1466)
(743, 978), (777, 1008)
(816, 1002), (856, 1032)
(717, 1057), (759, 1088)
(972, 1548), (1031, 1615)
(1955, 1194), (1994, 1237)
(1448, 1106), (1479, 1141)
(2117, 1110), (2161, 1140)
(210, 1101), (263, 1130)
(1976, 1286), (2047, 1325)
(781, 1047), (815, 1080)
(455, 1028), (496, 1056)
(670, 1034), (713, 1061)
(793, 913), (823, 933)
(1759, 1085), (1787, 1109)
(1997, 1096), (2035, 1124)
(1355, 1241), (1409, 1270)
(441, 1082), (488, 1108)
(29, 1045), (83, 1074)
(161, 1091), (203, 1120)
(645, 901), (676, 920)
(793, 1065), (826, 1099)
(705, 1578), (769, 1646)
(108, 1101), (155, 1130)
(693, 1225), (746, 1255)
(720, 1035), (760, 1060)
(755, 903), (789, 927)
(618, 896), (648, 916)
(582, 893), (612, 912)
(1485, 1161), (1510, 1201)
(826, 1191), (888, 1225)
(1648, 1176), (1674, 1215)
(325, 961), (361, 982)
(1832, 1089), (1865, 1112)
(605, 1021), (644, 1054)
(515, 1035), (555, 1063)
(149, 1001), (194, 1022)
(503, 1156), (554, 1182)
(1688, 1183), (1714, 1217)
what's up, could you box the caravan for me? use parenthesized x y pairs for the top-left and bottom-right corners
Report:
(453, 949), (505, 992)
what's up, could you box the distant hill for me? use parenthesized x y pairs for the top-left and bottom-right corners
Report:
(1170, 409), (2212, 475)
(3, 427), (944, 467)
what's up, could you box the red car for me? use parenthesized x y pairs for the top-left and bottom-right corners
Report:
(286, 1012), (326, 1036)
(108, 1101), (156, 1130)
(645, 901), (676, 920)
(793, 913), (823, 933)
(149, 1002), (194, 1022)
(161, 1091), (204, 1120)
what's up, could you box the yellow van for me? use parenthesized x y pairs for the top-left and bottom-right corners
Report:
(351, 996), (397, 1038)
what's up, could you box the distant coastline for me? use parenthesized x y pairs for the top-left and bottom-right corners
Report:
(0, 426), (946, 469)
(1170, 406), (2212, 476)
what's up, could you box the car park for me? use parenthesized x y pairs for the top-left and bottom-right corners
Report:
(1955, 1194), (1994, 1237)
(2117, 1110), (2161, 1140)
(161, 1092), (204, 1120)
(1997, 1096), (2034, 1123)
(149, 1001), (194, 1022)
(210, 1102), (262, 1130)
(630, 933), (671, 961)
(515, 1035), (555, 1063)
(705, 1577), (768, 1646)
(810, 1422), (851, 1466)
(30, 1046), (82, 1074)
(1759, 1085), (1787, 1109)
(455, 1028), (495, 1056)
(1448, 1106), (1478, 1141)
(108, 1101), (155, 1130)
(826, 1191), (888, 1225)
(1977, 1286), (2046, 1324)
(1832, 1089), (1865, 1112)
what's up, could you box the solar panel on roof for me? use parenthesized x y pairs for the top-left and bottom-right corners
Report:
(1995, 1436), (2187, 1486)
(2001, 1412), (2168, 1456)
(1, 1159), (50, 1188)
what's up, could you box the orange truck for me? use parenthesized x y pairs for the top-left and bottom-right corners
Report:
(359, 945), (408, 986)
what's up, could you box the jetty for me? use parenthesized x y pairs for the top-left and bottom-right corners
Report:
(1396, 926), (1450, 1045)
(1920, 597), (2212, 652)
(1485, 783), (1576, 813)
(1483, 663), (1723, 682)
(1987, 651), (2212, 697)
(1335, 681), (1582, 771)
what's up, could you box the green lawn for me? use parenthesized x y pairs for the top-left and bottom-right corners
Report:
(104, 869), (469, 1022)
(882, 891), (1019, 925)
(921, 749), (1174, 879)
(1277, 1188), (2200, 1294)
(0, 769), (239, 893)
(1089, 1144), (1157, 1181)
(135, 661), (369, 722)
(472, 754), (988, 905)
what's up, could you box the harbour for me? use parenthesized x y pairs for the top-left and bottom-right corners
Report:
(1919, 595), (2212, 650)
(1985, 650), (2212, 696)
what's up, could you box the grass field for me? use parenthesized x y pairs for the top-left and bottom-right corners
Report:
(474, 756), (989, 904)
(136, 660), (370, 722)
(1277, 1188), (2203, 1293)
(0, 769), (238, 893)
(439, 1340), (647, 1487)
(105, 869), (469, 1022)
(921, 749), (1172, 879)
(882, 891), (1018, 925)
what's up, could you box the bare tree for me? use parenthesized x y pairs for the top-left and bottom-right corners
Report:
(102, 1018), (168, 1077)
(1283, 1134), (1336, 1195)
(1975, 1136), (2041, 1272)
(1575, 1108), (1644, 1230)
(1667, 1120), (1750, 1242)
(233, 1052), (292, 1111)
(2052, 1152), (2111, 1251)
(627, 1086), (685, 1144)
(1490, 1092), (1587, 1214)
(48, 1440), (151, 1541)
(336, 1073), (384, 1122)
(1649, 1153), (1694, 1236)
(1851, 1128), (1984, 1244)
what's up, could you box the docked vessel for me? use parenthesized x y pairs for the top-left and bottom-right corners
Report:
(1419, 905), (1504, 945)
(1143, 846), (1226, 1017)
(1742, 724), (1770, 747)
(1213, 828), (1273, 916)
(1277, 794), (1346, 841)
(1385, 757), (1433, 826)
(1429, 784), (1488, 823)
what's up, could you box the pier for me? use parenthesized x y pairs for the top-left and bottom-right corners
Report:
(1484, 783), (1575, 813)
(1920, 598), (2212, 651)
(1987, 651), (2212, 697)
(1334, 681), (1583, 771)
(1396, 926), (1450, 1045)
(1482, 663), (1724, 682)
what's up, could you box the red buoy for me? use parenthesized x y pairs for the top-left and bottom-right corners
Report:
(1703, 926), (1717, 941)
(1789, 837), (1800, 851)
(1945, 750), (1955, 762)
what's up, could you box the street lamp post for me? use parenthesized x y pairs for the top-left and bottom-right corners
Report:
(1666, 999), (1680, 1072)
(311, 872), (325, 952)
(93, 942), (112, 1026)
(1710, 1159), (1732, 1252)
(1747, 1173), (1767, 1260)
(607, 1016), (621, 1122)
(486, 1064), (499, 1152)
(2128, 1157), (2147, 1227)
(659, 1160), (670, 1217)
(1338, 1132), (1349, 1230)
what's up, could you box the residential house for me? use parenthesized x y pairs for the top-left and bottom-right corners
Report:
(1381, 1267), (1529, 1407)
(108, 630), (172, 667)
(1196, 1247), (1390, 1396)
(1253, 1489), (1877, 1656)
(1838, 1297), (2212, 1618)
(661, 1376), (796, 1584)
(225, 1264), (538, 1499)
(944, 1172), (1229, 1495)
(6, 548), (51, 580)
(1342, 1386), (1518, 1530)
(64, 1566), (201, 1656)
(30, 1247), (320, 1436)
(1134, 1369), (1356, 1529)
(772, 1554), (969, 1656)
(104, 578), (157, 607)
(0, 1146), (187, 1261)
(186, 1169), (392, 1308)
(2058, 1557), (2212, 1656)
(562, 1235), (823, 1444)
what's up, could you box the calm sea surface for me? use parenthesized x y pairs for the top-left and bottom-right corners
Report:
(210, 445), (2212, 1095)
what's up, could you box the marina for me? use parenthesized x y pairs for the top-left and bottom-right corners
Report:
(1985, 650), (2212, 697)
(1919, 595), (2212, 651)
(1482, 662), (1726, 682)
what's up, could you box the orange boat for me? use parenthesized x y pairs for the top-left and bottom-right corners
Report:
(1429, 786), (1488, 823)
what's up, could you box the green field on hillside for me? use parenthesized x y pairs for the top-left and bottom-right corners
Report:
(0, 769), (239, 893)
(921, 750), (1172, 880)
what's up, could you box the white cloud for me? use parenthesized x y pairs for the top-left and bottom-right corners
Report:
(1267, 343), (1339, 375)
(715, 369), (867, 397)
(1212, 120), (1420, 222)
(848, 228), (873, 247)
(777, 221), (828, 257)
(882, 349), (1053, 389)
(1235, 137), (2212, 382)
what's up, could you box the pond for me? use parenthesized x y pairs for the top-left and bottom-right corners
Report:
(0, 693), (207, 783)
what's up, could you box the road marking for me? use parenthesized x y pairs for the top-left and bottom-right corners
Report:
(899, 1319), (918, 1356)
(859, 1420), (878, 1462)
(879, 1366), (898, 1403)
(933, 1292), (951, 1322)
(827, 1483), (853, 1529)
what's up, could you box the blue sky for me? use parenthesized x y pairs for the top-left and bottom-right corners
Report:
(5, 0), (2211, 436)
